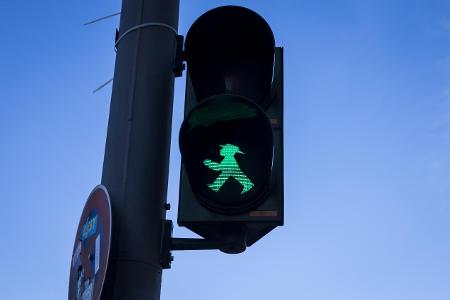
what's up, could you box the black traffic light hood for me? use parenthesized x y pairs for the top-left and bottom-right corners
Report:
(184, 6), (275, 107)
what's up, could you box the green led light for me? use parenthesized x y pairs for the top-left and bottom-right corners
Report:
(203, 144), (254, 194)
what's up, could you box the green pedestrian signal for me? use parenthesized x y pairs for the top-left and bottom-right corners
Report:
(177, 5), (284, 251)
(179, 95), (273, 214)
(203, 144), (254, 194)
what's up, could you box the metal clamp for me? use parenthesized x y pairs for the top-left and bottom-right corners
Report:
(114, 23), (185, 77)
(115, 22), (178, 48)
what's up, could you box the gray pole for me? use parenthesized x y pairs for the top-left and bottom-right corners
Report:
(100, 0), (179, 299)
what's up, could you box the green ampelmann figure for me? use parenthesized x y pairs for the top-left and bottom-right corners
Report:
(203, 144), (254, 194)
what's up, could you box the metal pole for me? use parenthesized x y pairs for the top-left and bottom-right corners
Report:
(100, 0), (179, 299)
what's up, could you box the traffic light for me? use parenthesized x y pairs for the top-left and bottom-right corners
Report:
(178, 6), (283, 253)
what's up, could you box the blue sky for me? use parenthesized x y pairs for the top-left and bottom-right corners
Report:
(1, 0), (450, 299)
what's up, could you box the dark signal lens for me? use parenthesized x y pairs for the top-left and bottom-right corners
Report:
(180, 95), (273, 214)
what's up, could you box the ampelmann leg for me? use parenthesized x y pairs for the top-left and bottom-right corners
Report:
(208, 173), (230, 192)
(235, 172), (254, 194)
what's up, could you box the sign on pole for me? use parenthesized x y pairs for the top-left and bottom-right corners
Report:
(68, 185), (112, 300)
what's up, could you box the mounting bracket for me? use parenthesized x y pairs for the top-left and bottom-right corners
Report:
(160, 220), (246, 269)
(173, 35), (185, 77)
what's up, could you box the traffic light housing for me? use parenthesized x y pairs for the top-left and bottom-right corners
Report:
(178, 6), (283, 253)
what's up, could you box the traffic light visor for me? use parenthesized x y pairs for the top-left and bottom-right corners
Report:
(185, 6), (275, 107)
